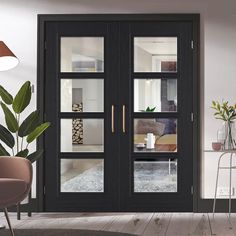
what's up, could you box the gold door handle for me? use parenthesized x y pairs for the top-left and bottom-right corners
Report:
(122, 105), (126, 133)
(111, 105), (115, 133)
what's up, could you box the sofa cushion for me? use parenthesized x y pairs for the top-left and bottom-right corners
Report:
(136, 119), (165, 136)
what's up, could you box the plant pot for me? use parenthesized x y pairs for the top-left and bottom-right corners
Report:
(212, 142), (222, 151)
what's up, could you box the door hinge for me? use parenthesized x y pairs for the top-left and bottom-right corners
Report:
(44, 41), (47, 50)
(191, 186), (194, 195)
(31, 84), (35, 93)
(191, 40), (194, 49)
(191, 112), (194, 122)
(44, 186), (46, 195)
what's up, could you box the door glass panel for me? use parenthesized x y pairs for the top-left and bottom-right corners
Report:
(61, 159), (104, 192)
(61, 119), (104, 152)
(61, 79), (104, 112)
(134, 79), (177, 112)
(134, 118), (177, 152)
(134, 37), (177, 72)
(61, 37), (104, 72)
(134, 159), (177, 192)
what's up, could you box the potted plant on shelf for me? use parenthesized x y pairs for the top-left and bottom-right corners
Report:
(211, 101), (236, 150)
(139, 106), (156, 112)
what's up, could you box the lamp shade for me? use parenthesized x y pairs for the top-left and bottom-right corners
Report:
(0, 41), (19, 71)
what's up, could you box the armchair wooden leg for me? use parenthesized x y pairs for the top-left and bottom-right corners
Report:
(17, 203), (21, 220)
(4, 208), (15, 236)
(28, 189), (32, 217)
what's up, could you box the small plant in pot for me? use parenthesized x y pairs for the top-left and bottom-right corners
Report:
(211, 101), (236, 150)
(139, 106), (156, 112)
(0, 81), (50, 160)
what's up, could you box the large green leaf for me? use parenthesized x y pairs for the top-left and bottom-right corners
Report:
(26, 122), (50, 143)
(16, 149), (29, 157)
(1, 102), (18, 133)
(0, 143), (10, 156)
(27, 149), (43, 163)
(12, 81), (31, 114)
(18, 110), (40, 137)
(0, 85), (13, 105)
(0, 124), (15, 148)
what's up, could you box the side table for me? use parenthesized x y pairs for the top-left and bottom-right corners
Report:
(205, 150), (236, 217)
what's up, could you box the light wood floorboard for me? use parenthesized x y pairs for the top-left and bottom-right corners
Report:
(209, 213), (235, 236)
(142, 213), (172, 236)
(103, 213), (134, 232)
(121, 213), (153, 235)
(165, 213), (194, 236)
(189, 213), (211, 236)
(1, 212), (236, 235)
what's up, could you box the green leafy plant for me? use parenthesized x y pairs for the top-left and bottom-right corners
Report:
(211, 101), (236, 122)
(140, 106), (156, 112)
(211, 101), (236, 149)
(145, 106), (156, 112)
(0, 81), (50, 162)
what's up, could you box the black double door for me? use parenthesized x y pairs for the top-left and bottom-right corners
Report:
(44, 17), (195, 212)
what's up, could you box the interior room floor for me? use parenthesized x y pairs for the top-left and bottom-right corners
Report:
(61, 161), (177, 193)
(1, 212), (236, 235)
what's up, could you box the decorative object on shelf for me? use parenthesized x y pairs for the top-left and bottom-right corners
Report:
(136, 143), (145, 150)
(217, 127), (225, 146)
(139, 106), (156, 112)
(161, 61), (177, 72)
(145, 106), (156, 112)
(212, 101), (236, 150)
(212, 142), (222, 151)
(146, 133), (155, 149)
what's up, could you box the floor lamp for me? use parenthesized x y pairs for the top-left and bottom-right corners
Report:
(0, 41), (19, 229)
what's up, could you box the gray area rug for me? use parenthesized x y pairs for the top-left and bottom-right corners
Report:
(62, 164), (104, 192)
(62, 162), (177, 192)
(1, 229), (135, 236)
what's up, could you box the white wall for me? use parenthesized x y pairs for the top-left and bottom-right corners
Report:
(1, 0), (236, 199)
(134, 80), (162, 112)
(134, 45), (152, 71)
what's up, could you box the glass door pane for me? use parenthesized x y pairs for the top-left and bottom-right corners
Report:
(61, 119), (104, 152)
(133, 118), (177, 153)
(134, 159), (177, 192)
(61, 79), (104, 112)
(134, 79), (177, 112)
(61, 159), (104, 192)
(61, 37), (104, 72)
(134, 37), (177, 72)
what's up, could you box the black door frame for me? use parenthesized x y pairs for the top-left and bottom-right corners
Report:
(37, 14), (200, 212)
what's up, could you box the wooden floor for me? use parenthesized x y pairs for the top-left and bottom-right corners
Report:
(1, 212), (236, 235)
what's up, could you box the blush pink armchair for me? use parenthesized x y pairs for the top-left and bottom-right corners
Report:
(0, 157), (32, 236)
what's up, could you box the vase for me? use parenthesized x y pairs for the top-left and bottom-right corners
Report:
(218, 121), (236, 150)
